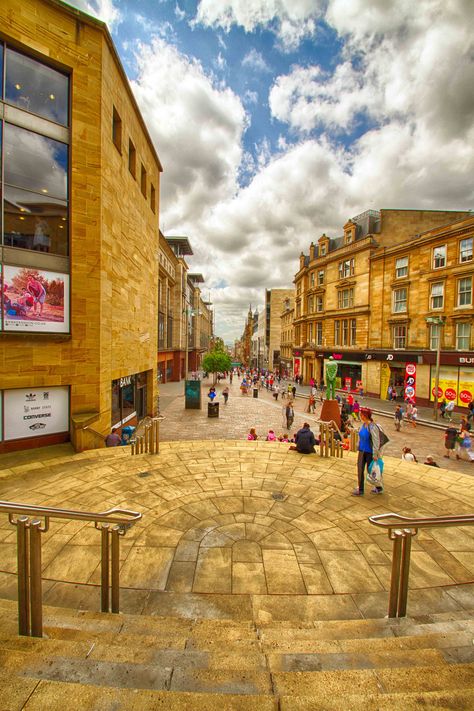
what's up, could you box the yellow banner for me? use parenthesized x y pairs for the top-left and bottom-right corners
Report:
(380, 363), (391, 400)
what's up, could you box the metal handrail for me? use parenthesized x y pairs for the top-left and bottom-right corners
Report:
(0, 501), (141, 527)
(369, 512), (474, 618)
(0, 500), (142, 638)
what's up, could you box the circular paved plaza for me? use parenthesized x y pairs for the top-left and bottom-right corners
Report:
(0, 441), (473, 618)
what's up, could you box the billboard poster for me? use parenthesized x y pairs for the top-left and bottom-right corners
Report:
(404, 363), (416, 403)
(380, 363), (391, 400)
(4, 386), (69, 441)
(2, 265), (69, 333)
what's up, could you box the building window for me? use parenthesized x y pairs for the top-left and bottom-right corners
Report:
(318, 270), (324, 285)
(345, 230), (352, 244)
(393, 325), (407, 349)
(310, 272), (315, 287)
(308, 322), (313, 342)
(5, 48), (69, 126)
(320, 244), (327, 256)
(393, 288), (407, 313)
(334, 318), (356, 346)
(430, 324), (441, 351)
(128, 139), (136, 178)
(307, 295), (313, 313)
(460, 238), (473, 263)
(316, 296), (324, 312)
(430, 282), (444, 310)
(395, 256), (408, 278)
(3, 123), (69, 255)
(316, 322), (323, 346)
(112, 107), (122, 153)
(338, 288), (353, 309)
(456, 322), (471, 350)
(141, 164), (147, 197)
(338, 258), (354, 279)
(433, 245), (446, 269)
(151, 183), (156, 213)
(458, 276), (472, 306)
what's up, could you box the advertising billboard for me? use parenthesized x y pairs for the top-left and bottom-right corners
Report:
(2, 265), (70, 333)
(4, 386), (69, 441)
(430, 367), (474, 407)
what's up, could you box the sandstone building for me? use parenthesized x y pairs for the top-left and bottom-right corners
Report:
(0, 0), (162, 451)
(294, 209), (472, 405)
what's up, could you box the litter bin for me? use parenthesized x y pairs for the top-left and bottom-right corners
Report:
(121, 425), (135, 445)
(253, 387), (258, 399)
(208, 402), (219, 418)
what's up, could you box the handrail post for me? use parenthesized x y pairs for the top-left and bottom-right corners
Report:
(110, 526), (120, 613)
(100, 524), (110, 613)
(388, 530), (403, 618)
(29, 519), (43, 637)
(16, 516), (30, 636)
(398, 530), (414, 617)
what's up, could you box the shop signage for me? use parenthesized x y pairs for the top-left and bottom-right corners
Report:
(365, 352), (421, 363)
(119, 376), (132, 388)
(404, 363), (417, 403)
(430, 366), (474, 406)
(4, 386), (69, 441)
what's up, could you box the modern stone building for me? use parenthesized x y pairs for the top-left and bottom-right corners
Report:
(0, 0), (162, 451)
(294, 209), (471, 397)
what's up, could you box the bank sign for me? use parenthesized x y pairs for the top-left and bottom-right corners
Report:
(4, 386), (69, 441)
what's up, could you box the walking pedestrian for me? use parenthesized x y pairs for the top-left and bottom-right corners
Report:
(352, 408), (386, 496)
(222, 386), (229, 404)
(445, 400), (455, 422)
(444, 425), (457, 458)
(285, 401), (295, 430)
(394, 404), (403, 431)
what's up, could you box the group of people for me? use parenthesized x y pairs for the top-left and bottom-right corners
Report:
(248, 422), (318, 453)
(444, 415), (473, 461)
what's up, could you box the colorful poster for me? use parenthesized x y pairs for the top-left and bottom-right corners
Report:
(4, 386), (69, 441)
(344, 377), (351, 390)
(380, 363), (391, 400)
(294, 358), (301, 376)
(404, 363), (416, 402)
(2, 265), (69, 333)
(430, 367), (474, 406)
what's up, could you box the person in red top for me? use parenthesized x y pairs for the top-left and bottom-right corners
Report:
(26, 276), (47, 317)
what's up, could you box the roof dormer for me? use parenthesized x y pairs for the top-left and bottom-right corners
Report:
(343, 220), (357, 245)
(318, 233), (329, 257)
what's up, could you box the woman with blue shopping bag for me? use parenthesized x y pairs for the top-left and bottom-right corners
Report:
(352, 407), (389, 496)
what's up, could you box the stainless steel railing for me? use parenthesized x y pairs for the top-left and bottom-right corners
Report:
(369, 512), (474, 618)
(0, 501), (142, 637)
(131, 415), (164, 455)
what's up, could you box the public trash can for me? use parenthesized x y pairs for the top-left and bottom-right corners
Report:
(208, 402), (219, 418)
(121, 425), (135, 445)
(253, 388), (259, 399)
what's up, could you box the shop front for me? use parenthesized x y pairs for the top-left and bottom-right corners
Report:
(319, 352), (365, 392)
(111, 371), (149, 431)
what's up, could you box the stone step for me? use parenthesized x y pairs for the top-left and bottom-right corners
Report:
(280, 689), (474, 710)
(0, 677), (277, 711)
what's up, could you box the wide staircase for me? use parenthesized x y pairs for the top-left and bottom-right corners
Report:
(0, 441), (473, 709)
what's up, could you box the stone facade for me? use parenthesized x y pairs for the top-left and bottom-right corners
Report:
(0, 0), (162, 451)
(265, 289), (294, 371)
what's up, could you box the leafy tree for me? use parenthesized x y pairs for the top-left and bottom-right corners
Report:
(202, 348), (232, 383)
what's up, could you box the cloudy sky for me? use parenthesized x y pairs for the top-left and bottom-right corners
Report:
(71, 0), (474, 343)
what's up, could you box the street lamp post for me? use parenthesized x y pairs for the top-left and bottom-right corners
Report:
(426, 316), (446, 421)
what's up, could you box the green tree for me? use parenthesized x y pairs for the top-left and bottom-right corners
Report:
(202, 348), (232, 383)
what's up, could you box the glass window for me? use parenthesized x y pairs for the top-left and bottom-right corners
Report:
(151, 183), (156, 213)
(316, 322), (322, 346)
(393, 325), (407, 349)
(456, 322), (471, 350)
(307, 295), (313, 313)
(320, 244), (327, 256)
(335, 321), (340, 345)
(318, 270), (324, 285)
(316, 296), (323, 312)
(351, 318), (357, 345)
(308, 322), (313, 342)
(338, 288), (353, 309)
(460, 238), (473, 263)
(458, 277), (472, 306)
(4, 123), (68, 200)
(128, 139), (136, 178)
(395, 256), (408, 278)
(112, 107), (122, 153)
(393, 288), (407, 313)
(338, 258), (354, 279)
(0, 44), (3, 100)
(310, 272), (315, 287)
(5, 48), (69, 126)
(141, 164), (147, 197)
(433, 245), (446, 269)
(430, 282), (444, 310)
(4, 185), (68, 255)
(342, 319), (348, 344)
(430, 324), (441, 351)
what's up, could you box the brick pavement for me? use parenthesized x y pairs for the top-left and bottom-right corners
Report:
(158, 378), (473, 476)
